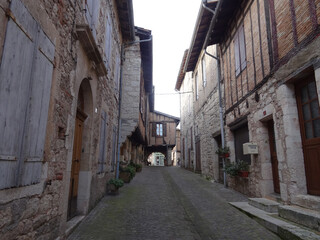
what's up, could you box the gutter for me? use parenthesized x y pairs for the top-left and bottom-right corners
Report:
(201, 0), (227, 187)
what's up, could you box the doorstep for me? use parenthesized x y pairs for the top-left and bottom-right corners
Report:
(65, 215), (85, 237)
(230, 202), (320, 240)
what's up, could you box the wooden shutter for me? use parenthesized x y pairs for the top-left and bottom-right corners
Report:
(152, 123), (156, 137)
(85, 0), (93, 26)
(111, 126), (117, 172)
(190, 127), (193, 150)
(0, 0), (54, 189)
(239, 25), (246, 71)
(104, 15), (112, 69)
(98, 111), (107, 173)
(91, 0), (100, 39)
(163, 123), (167, 137)
(234, 31), (240, 76)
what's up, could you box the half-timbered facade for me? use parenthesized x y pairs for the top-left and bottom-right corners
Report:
(147, 111), (180, 166)
(201, 0), (320, 208)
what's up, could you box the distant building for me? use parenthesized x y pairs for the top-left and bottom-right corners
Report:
(147, 111), (180, 166)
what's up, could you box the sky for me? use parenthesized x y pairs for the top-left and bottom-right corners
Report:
(132, 0), (201, 118)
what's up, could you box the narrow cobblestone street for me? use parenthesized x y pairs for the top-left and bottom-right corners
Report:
(68, 167), (281, 240)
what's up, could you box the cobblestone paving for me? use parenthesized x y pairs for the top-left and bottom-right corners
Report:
(68, 167), (281, 240)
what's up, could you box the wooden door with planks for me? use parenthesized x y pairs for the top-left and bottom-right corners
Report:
(68, 113), (84, 219)
(267, 120), (280, 194)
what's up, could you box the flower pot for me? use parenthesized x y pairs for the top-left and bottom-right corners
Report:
(119, 172), (131, 183)
(219, 153), (230, 158)
(238, 171), (249, 178)
(107, 183), (119, 195)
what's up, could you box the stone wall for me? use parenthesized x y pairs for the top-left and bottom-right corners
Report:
(0, 0), (126, 239)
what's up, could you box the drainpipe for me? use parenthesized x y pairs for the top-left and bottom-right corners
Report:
(201, 0), (227, 187)
(116, 36), (153, 179)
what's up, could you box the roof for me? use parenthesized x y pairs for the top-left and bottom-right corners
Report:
(135, 27), (154, 112)
(175, 49), (188, 91)
(153, 110), (180, 124)
(135, 27), (153, 94)
(184, 0), (218, 72)
(116, 0), (135, 41)
(204, 0), (245, 47)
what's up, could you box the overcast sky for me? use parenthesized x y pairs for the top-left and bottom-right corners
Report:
(132, 0), (201, 118)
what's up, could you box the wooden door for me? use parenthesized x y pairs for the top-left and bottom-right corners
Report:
(195, 140), (201, 173)
(68, 114), (84, 219)
(296, 77), (320, 196)
(267, 120), (280, 194)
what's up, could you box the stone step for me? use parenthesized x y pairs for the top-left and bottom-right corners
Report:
(248, 198), (280, 213)
(279, 205), (320, 232)
(265, 193), (282, 203)
(230, 202), (320, 240)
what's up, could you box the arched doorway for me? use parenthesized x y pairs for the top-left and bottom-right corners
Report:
(68, 79), (93, 220)
(147, 152), (165, 166)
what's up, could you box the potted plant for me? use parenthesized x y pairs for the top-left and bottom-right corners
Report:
(224, 162), (239, 177)
(215, 146), (230, 158)
(238, 160), (249, 178)
(107, 178), (124, 195)
(135, 163), (142, 172)
(119, 165), (136, 183)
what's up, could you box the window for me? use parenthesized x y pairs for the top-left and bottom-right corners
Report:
(233, 124), (251, 164)
(234, 25), (246, 76)
(195, 72), (199, 100)
(104, 13), (113, 69)
(202, 56), (207, 87)
(98, 111), (108, 173)
(85, 0), (100, 39)
(0, 0), (55, 189)
(156, 123), (163, 136)
(152, 122), (167, 137)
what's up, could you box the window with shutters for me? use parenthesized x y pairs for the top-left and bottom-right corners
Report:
(190, 127), (193, 150)
(0, 0), (55, 189)
(111, 126), (117, 172)
(156, 123), (163, 136)
(98, 111), (108, 173)
(234, 25), (246, 76)
(104, 13), (113, 69)
(85, 0), (100, 40)
(202, 56), (207, 87)
(114, 48), (121, 90)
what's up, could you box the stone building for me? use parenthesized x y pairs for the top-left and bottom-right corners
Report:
(0, 0), (149, 239)
(172, 129), (181, 166)
(178, 0), (320, 210)
(147, 111), (180, 166)
(119, 27), (154, 166)
(176, 1), (222, 178)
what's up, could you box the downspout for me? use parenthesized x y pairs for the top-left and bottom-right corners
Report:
(201, 0), (227, 187)
(116, 36), (153, 179)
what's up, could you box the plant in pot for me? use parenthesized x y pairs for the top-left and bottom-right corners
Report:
(135, 163), (142, 172)
(224, 162), (239, 177)
(215, 146), (230, 158)
(238, 160), (249, 178)
(107, 178), (124, 195)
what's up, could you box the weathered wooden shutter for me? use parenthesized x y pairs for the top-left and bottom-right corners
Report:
(111, 126), (117, 172)
(234, 31), (240, 76)
(91, 0), (100, 39)
(163, 123), (167, 137)
(239, 25), (246, 71)
(152, 123), (156, 137)
(104, 14), (112, 69)
(85, 0), (93, 27)
(0, 0), (54, 189)
(98, 111), (107, 173)
(114, 49), (121, 90)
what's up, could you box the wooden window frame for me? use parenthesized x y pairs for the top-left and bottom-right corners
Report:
(234, 25), (246, 77)
(156, 123), (163, 137)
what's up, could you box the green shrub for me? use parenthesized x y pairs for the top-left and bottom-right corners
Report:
(224, 162), (239, 176)
(108, 178), (124, 188)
